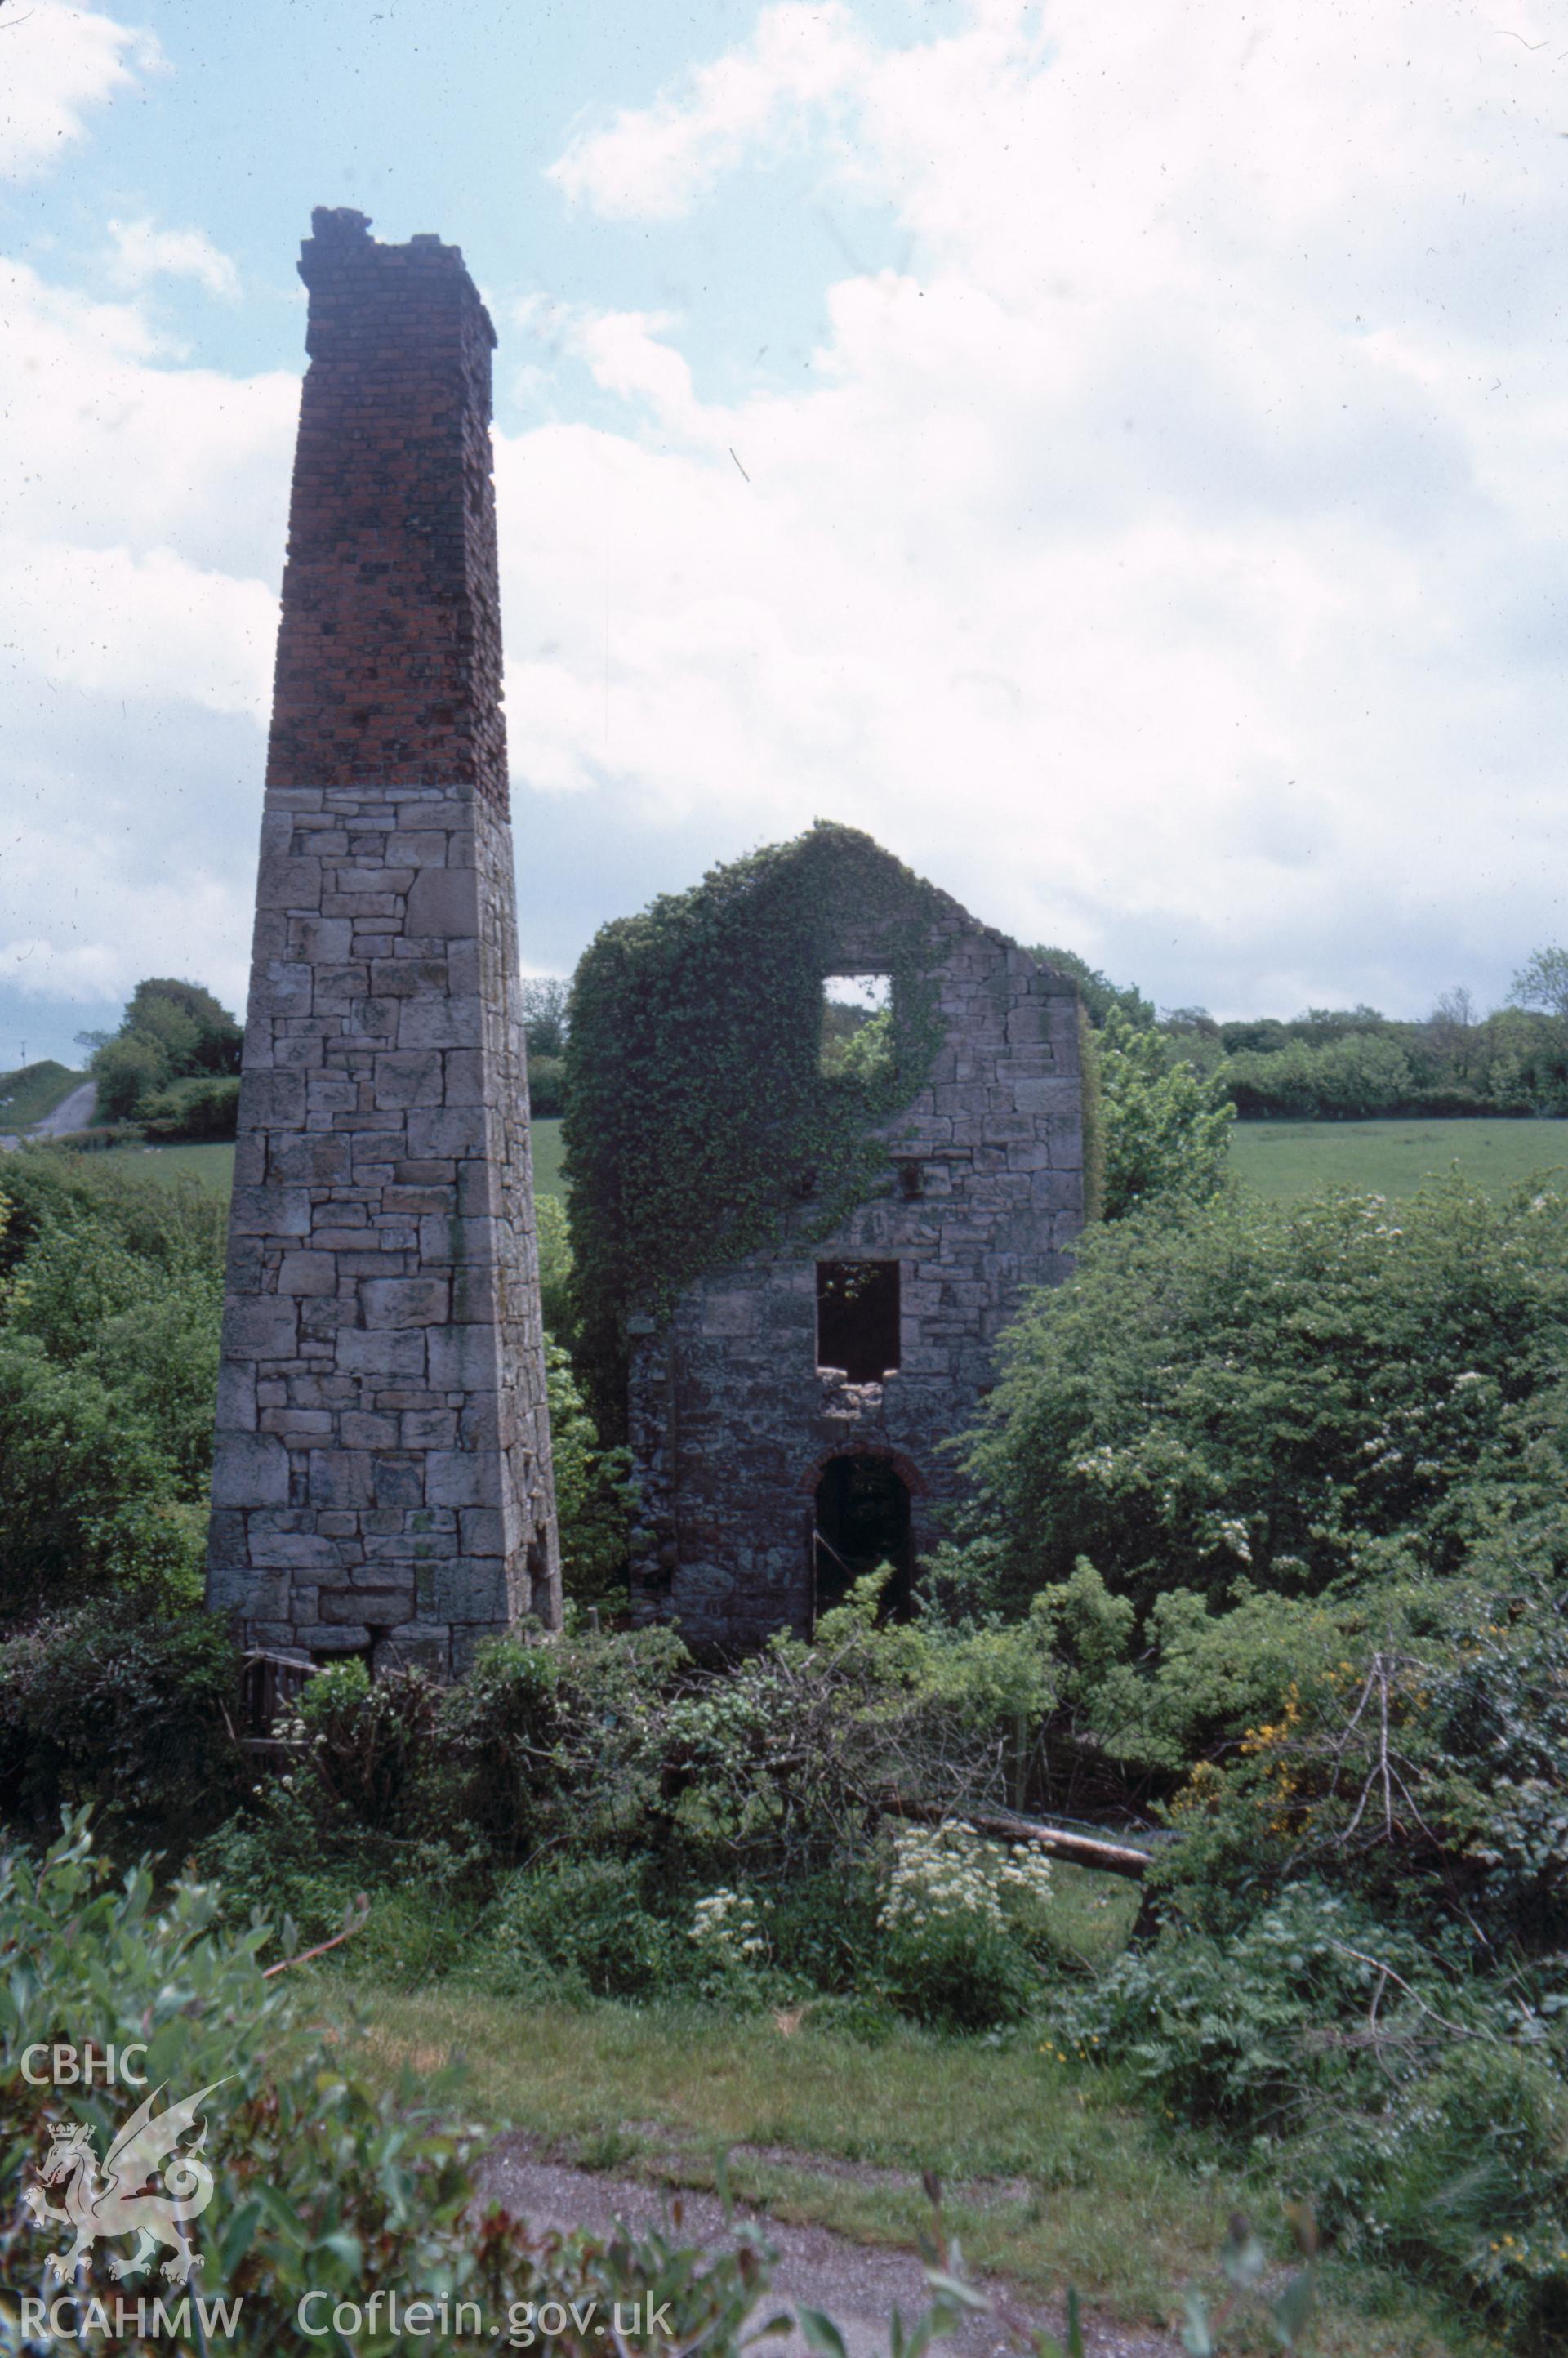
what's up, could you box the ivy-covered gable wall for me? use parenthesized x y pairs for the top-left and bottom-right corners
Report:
(563, 823), (1086, 1643)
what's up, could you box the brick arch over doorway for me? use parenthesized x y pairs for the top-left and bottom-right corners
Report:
(807, 1446), (921, 1624)
(797, 1442), (929, 1497)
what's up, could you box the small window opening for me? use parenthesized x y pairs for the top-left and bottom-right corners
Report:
(897, 1159), (923, 1200)
(821, 972), (893, 1081)
(817, 1259), (900, 1382)
(813, 1455), (912, 1620)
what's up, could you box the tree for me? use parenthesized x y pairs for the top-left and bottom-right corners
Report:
(1031, 945), (1155, 1030)
(1425, 985), (1477, 1085)
(1094, 1007), (1234, 1218)
(124, 978), (241, 1073)
(88, 977), (242, 1124)
(92, 1031), (170, 1122)
(519, 975), (569, 1058)
(1508, 946), (1568, 1024)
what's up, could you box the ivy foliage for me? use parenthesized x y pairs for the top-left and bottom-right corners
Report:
(563, 823), (951, 1418)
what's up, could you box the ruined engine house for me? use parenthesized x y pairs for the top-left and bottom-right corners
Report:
(594, 828), (1089, 1645)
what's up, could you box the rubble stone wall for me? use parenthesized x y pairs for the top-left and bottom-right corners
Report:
(627, 906), (1084, 1644)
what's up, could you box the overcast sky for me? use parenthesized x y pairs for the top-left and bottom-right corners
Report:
(2, 0), (1567, 1067)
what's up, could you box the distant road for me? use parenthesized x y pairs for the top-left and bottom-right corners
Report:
(31, 1081), (98, 1136)
(0, 1080), (100, 1152)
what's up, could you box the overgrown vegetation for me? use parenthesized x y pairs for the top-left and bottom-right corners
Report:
(1083, 1007), (1233, 1219)
(2, 1815), (819, 2356)
(156, 1168), (1568, 2336)
(564, 823), (950, 1424)
(0, 1156), (225, 1613)
(0, 1151), (628, 1624)
(11, 914), (1568, 2345)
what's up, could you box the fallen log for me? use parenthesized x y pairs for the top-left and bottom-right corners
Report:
(877, 1794), (1152, 1880)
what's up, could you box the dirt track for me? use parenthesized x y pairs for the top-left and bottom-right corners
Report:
(478, 2139), (1181, 2358)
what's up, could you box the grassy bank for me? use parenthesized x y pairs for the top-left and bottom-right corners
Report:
(1228, 1115), (1568, 1200)
(0, 1061), (83, 1126)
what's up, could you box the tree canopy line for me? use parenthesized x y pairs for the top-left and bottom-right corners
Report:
(1041, 942), (1568, 1121)
(63, 941), (1568, 1148)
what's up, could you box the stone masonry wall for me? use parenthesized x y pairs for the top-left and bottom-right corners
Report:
(627, 899), (1083, 1645)
(207, 211), (558, 1674)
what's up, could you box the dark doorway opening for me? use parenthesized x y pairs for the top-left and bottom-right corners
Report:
(813, 1454), (912, 1620)
(816, 1259), (900, 1381)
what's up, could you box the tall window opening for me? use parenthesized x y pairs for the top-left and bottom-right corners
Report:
(813, 1454), (912, 1620)
(817, 1259), (900, 1382)
(821, 972), (893, 1081)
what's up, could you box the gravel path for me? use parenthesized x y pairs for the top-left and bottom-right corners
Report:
(0, 1080), (98, 1151)
(478, 2140), (1181, 2358)
(30, 1081), (97, 1135)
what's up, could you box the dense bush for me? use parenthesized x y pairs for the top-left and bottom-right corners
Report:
(140, 1072), (242, 1139)
(951, 1177), (1568, 1617)
(1089, 1007), (1234, 1218)
(0, 1163), (224, 1611)
(477, 1853), (676, 2001)
(874, 1819), (1052, 2029)
(0, 1598), (242, 1848)
(528, 1053), (566, 1116)
(1052, 1882), (1568, 2333)
(195, 1590), (1081, 2034)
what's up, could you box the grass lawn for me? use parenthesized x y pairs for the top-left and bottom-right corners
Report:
(105, 1139), (238, 1188)
(1229, 1116), (1568, 1201)
(331, 1980), (1481, 2356)
(532, 1115), (564, 1197)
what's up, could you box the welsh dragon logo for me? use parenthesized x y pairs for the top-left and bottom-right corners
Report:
(23, 2080), (229, 2286)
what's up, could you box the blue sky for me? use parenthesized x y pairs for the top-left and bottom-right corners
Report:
(7, 1), (943, 403)
(3, 0), (1568, 1067)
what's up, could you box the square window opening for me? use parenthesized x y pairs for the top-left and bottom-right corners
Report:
(821, 972), (893, 1081)
(817, 1259), (901, 1382)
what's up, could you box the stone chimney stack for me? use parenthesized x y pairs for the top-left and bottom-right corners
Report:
(207, 208), (559, 1675)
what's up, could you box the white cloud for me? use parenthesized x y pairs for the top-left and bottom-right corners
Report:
(0, 537), (275, 715)
(548, 0), (871, 218)
(0, 260), (297, 576)
(105, 216), (240, 300)
(7, 0), (1568, 1028)
(503, 0), (1568, 1014)
(0, 1), (160, 182)
(0, 252), (293, 1014)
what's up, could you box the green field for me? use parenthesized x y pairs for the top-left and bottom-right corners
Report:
(96, 1117), (568, 1199)
(101, 1139), (236, 1188)
(64, 1116), (1568, 1210)
(531, 1115), (564, 1196)
(1229, 1116), (1568, 1201)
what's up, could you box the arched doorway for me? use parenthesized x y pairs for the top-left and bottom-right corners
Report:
(812, 1453), (913, 1622)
